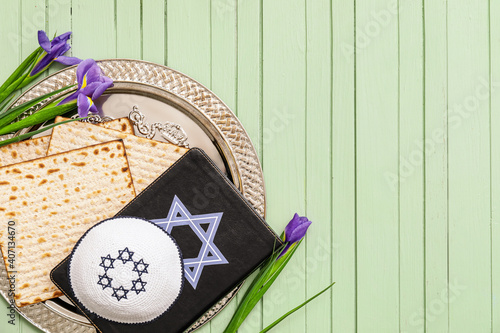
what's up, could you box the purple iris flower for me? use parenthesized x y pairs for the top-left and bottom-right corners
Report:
(58, 59), (114, 117)
(278, 213), (312, 258)
(30, 31), (82, 76)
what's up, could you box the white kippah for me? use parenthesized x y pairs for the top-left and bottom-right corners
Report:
(68, 216), (184, 324)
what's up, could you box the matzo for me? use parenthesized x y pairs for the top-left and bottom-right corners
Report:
(55, 116), (135, 135)
(0, 140), (136, 307)
(0, 136), (50, 167)
(47, 120), (188, 193)
(0, 117), (135, 168)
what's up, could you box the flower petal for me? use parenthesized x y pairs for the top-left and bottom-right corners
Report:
(30, 53), (52, 76)
(84, 64), (102, 85)
(51, 43), (71, 58)
(287, 220), (311, 243)
(38, 30), (51, 52)
(77, 93), (92, 117)
(80, 82), (101, 96)
(52, 31), (72, 45)
(76, 59), (98, 87)
(284, 213), (301, 241)
(55, 56), (82, 66)
(92, 77), (113, 100)
(57, 91), (79, 106)
(89, 102), (98, 114)
(283, 213), (311, 243)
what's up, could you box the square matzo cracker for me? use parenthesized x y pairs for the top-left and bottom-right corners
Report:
(47, 120), (188, 193)
(0, 140), (136, 307)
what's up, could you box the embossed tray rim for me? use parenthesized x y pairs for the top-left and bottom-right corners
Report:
(0, 59), (266, 333)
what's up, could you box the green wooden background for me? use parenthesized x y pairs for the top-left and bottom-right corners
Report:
(0, 0), (496, 332)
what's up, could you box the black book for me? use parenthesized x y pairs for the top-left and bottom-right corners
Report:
(51, 148), (281, 333)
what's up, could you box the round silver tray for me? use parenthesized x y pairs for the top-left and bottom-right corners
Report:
(0, 59), (266, 333)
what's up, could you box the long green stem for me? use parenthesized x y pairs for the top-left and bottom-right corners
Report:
(0, 74), (29, 105)
(0, 103), (76, 136)
(259, 282), (335, 333)
(223, 245), (287, 333)
(0, 85), (75, 127)
(0, 95), (16, 114)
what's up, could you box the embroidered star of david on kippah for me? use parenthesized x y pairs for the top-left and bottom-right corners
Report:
(99, 254), (116, 272)
(97, 274), (113, 290)
(132, 259), (149, 277)
(111, 286), (129, 301)
(117, 247), (135, 264)
(97, 248), (150, 302)
(151, 195), (228, 289)
(130, 277), (147, 295)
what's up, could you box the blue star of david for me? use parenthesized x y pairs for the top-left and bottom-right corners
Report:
(111, 286), (129, 301)
(117, 247), (134, 264)
(130, 277), (147, 295)
(96, 248), (149, 301)
(99, 254), (115, 272)
(151, 195), (228, 289)
(97, 274), (113, 290)
(132, 259), (149, 277)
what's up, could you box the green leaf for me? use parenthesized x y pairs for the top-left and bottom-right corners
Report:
(0, 85), (75, 129)
(259, 282), (335, 333)
(0, 47), (42, 95)
(0, 95), (16, 114)
(0, 73), (30, 105)
(20, 67), (46, 89)
(223, 245), (286, 333)
(0, 118), (84, 148)
(0, 103), (77, 136)
(251, 240), (302, 303)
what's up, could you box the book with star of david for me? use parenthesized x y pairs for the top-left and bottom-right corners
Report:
(50, 148), (281, 333)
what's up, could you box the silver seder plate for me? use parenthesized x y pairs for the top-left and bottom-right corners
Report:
(0, 59), (266, 333)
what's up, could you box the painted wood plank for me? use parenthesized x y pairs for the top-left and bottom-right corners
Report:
(398, 1), (425, 332)
(423, 0), (449, 331)
(304, 1), (332, 333)
(20, 0), (45, 59)
(208, 0), (238, 330)
(235, 0), (262, 161)
(262, 0), (306, 332)
(18, 0), (46, 97)
(331, 0), (356, 331)
(47, 0), (73, 75)
(210, 0), (237, 112)
(116, 0), (141, 59)
(447, 0), (491, 331)
(491, 0), (500, 330)
(0, 0), (21, 84)
(166, 0), (211, 86)
(142, 0), (165, 64)
(355, 0), (399, 331)
(235, 0), (264, 331)
(71, 0), (116, 60)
